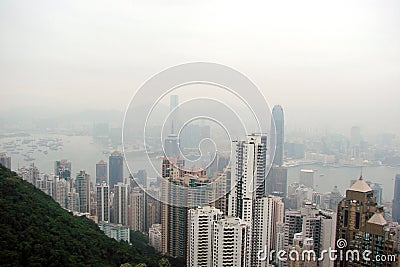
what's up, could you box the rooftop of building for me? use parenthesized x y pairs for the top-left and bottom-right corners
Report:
(349, 175), (372, 193)
(367, 212), (387, 226)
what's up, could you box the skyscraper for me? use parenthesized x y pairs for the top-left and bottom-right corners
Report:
(17, 163), (39, 186)
(335, 175), (399, 267)
(372, 182), (383, 205)
(109, 151), (123, 188)
(67, 187), (80, 212)
(145, 189), (162, 232)
(251, 196), (285, 267)
(266, 165), (288, 198)
(96, 160), (108, 184)
(229, 134), (281, 267)
(55, 177), (69, 209)
(335, 175), (377, 267)
(161, 157), (211, 260)
(393, 174), (400, 223)
(112, 182), (129, 225)
(213, 217), (250, 267)
(211, 168), (231, 216)
(187, 206), (223, 267)
(271, 105), (284, 166)
(96, 182), (109, 222)
(54, 159), (71, 180)
(129, 186), (145, 232)
(228, 134), (268, 220)
(149, 224), (162, 252)
(278, 204), (336, 267)
(75, 170), (90, 213)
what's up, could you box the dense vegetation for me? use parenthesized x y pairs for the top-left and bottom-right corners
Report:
(0, 165), (184, 267)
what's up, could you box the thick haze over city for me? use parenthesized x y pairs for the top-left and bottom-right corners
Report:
(1, 0), (399, 135)
(2, 1), (400, 267)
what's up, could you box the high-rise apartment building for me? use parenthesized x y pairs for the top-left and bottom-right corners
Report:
(213, 217), (250, 267)
(112, 182), (129, 225)
(55, 177), (69, 209)
(251, 196), (285, 267)
(149, 224), (162, 253)
(335, 175), (399, 267)
(17, 163), (40, 186)
(285, 182), (314, 210)
(211, 168), (231, 216)
(67, 187), (80, 212)
(75, 170), (90, 213)
(287, 233), (318, 267)
(336, 176), (377, 248)
(229, 134), (284, 267)
(129, 186), (145, 232)
(96, 182), (109, 222)
(187, 206), (223, 267)
(161, 156), (210, 260)
(271, 105), (284, 166)
(109, 151), (123, 188)
(279, 204), (336, 267)
(146, 188), (161, 231)
(229, 134), (268, 220)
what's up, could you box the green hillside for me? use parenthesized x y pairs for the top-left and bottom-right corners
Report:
(0, 165), (183, 267)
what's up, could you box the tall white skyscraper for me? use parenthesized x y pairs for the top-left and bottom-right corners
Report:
(228, 134), (280, 267)
(187, 206), (223, 267)
(228, 134), (268, 220)
(251, 196), (284, 267)
(213, 217), (250, 267)
(113, 182), (129, 225)
(96, 182), (109, 222)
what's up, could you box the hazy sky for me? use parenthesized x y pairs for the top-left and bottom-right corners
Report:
(0, 0), (399, 134)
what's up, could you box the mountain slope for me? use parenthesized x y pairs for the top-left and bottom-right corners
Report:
(0, 165), (180, 267)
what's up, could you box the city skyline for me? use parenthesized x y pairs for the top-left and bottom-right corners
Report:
(1, 1), (399, 266)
